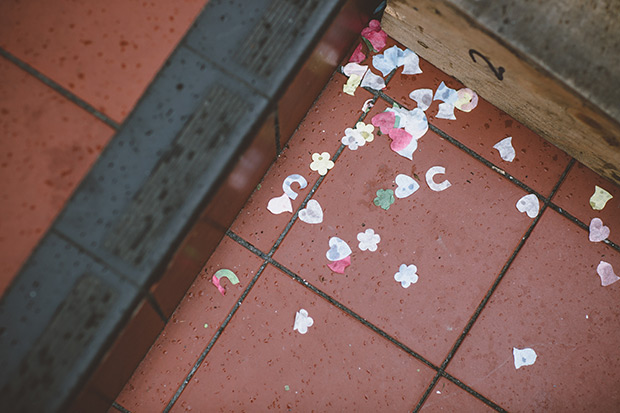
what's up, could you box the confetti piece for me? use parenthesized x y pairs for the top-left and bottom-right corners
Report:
(371, 111), (397, 134)
(349, 43), (365, 63)
(355, 122), (374, 143)
(357, 228), (381, 252)
(372, 45), (401, 76)
(282, 174), (308, 200)
(326, 237), (352, 261)
(597, 261), (619, 286)
(310, 152), (334, 175)
(293, 309), (314, 334)
(211, 269), (239, 296)
(493, 137), (516, 162)
(409, 88), (433, 111)
(361, 19), (387, 52)
(398, 48), (423, 75)
(342, 62), (368, 78)
(394, 264), (419, 288)
(268, 193), (293, 214)
(425, 166), (452, 192)
(434, 81), (458, 105)
(284, 385), (290, 391)
(343, 74), (362, 96)
(374, 189), (395, 210)
(360, 70), (386, 90)
(327, 256), (351, 273)
(436, 102), (456, 120)
(590, 185), (613, 210)
(455, 88), (479, 112)
(516, 194), (539, 218)
(362, 99), (374, 113)
(513, 347), (537, 369)
(342, 127), (365, 150)
(387, 128), (413, 152)
(298, 199), (323, 224)
(394, 174), (420, 198)
(589, 218), (610, 242)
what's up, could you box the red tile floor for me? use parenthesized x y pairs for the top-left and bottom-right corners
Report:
(113, 38), (620, 412)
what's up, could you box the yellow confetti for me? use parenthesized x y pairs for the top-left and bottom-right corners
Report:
(589, 185), (613, 210)
(343, 74), (361, 96)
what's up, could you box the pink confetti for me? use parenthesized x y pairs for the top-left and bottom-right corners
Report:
(328, 256), (351, 274)
(387, 128), (413, 152)
(597, 261), (619, 286)
(349, 43), (365, 63)
(371, 111), (396, 134)
(211, 275), (227, 296)
(361, 19), (387, 51)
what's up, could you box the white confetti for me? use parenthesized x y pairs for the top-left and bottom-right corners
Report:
(513, 347), (537, 369)
(395, 174), (420, 198)
(293, 309), (314, 334)
(493, 137), (516, 162)
(298, 199), (323, 224)
(408, 88), (433, 111)
(516, 194), (539, 218)
(425, 166), (452, 192)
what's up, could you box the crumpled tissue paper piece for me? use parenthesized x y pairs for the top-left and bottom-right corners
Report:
(513, 347), (537, 369)
(267, 193), (293, 214)
(293, 309), (314, 334)
(409, 88), (433, 111)
(327, 256), (351, 273)
(211, 269), (239, 296)
(493, 137), (516, 162)
(589, 217), (610, 242)
(298, 199), (323, 224)
(590, 185), (613, 210)
(425, 166), (452, 192)
(597, 261), (619, 286)
(516, 194), (539, 218)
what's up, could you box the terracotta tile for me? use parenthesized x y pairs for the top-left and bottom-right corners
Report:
(0, 58), (114, 295)
(446, 209), (620, 411)
(554, 162), (620, 243)
(381, 40), (571, 196)
(420, 378), (496, 412)
(0, 0), (208, 122)
(230, 73), (372, 253)
(115, 236), (264, 412)
(272, 98), (536, 365)
(173, 265), (436, 411)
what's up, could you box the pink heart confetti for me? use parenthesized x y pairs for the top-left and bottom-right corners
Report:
(597, 261), (619, 286)
(589, 218), (610, 242)
(388, 128), (413, 152)
(371, 111), (397, 134)
(327, 256), (351, 274)
(361, 19), (387, 51)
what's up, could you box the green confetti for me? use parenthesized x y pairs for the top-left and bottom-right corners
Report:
(257, 183), (262, 191)
(204, 323), (208, 328)
(284, 385), (290, 391)
(374, 189), (395, 210)
(394, 115), (400, 129)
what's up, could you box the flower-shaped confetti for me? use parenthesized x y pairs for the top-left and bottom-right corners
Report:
(293, 309), (314, 334)
(394, 264), (419, 288)
(357, 228), (381, 252)
(310, 152), (334, 175)
(374, 189), (395, 210)
(341, 128), (365, 150)
(354, 121), (374, 143)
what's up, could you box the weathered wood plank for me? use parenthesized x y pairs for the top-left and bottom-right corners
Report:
(382, 0), (620, 185)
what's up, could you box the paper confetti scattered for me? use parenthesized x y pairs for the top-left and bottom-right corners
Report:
(513, 347), (537, 369)
(493, 137), (516, 162)
(597, 261), (619, 286)
(293, 309), (314, 334)
(284, 385), (290, 391)
(326, 237), (352, 261)
(434, 81), (458, 105)
(399, 48), (423, 75)
(360, 70), (386, 90)
(589, 218), (610, 242)
(436, 102), (456, 120)
(371, 106), (428, 160)
(211, 269), (240, 296)
(267, 193), (293, 214)
(328, 256), (351, 273)
(374, 189), (395, 210)
(425, 166), (452, 192)
(361, 19), (387, 52)
(394, 264), (419, 288)
(343, 74), (362, 95)
(409, 88), (433, 111)
(342, 127), (366, 150)
(349, 43), (365, 63)
(395, 174), (420, 198)
(362, 99), (374, 113)
(516, 194), (539, 218)
(342, 62), (368, 78)
(357, 228), (381, 252)
(455, 88), (479, 112)
(372, 45), (422, 76)
(282, 174), (308, 200)
(590, 185), (613, 210)
(355, 122), (374, 143)
(310, 152), (334, 175)
(298, 199), (323, 224)
(371, 111), (396, 134)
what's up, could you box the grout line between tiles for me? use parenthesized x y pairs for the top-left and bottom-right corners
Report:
(412, 373), (441, 412)
(0, 47), (121, 130)
(111, 401), (132, 413)
(440, 371), (507, 412)
(163, 259), (270, 412)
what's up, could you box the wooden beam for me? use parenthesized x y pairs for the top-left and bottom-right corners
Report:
(382, 0), (620, 185)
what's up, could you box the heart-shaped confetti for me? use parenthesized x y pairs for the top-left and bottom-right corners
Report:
(493, 137), (516, 162)
(326, 237), (352, 262)
(516, 194), (539, 218)
(589, 218), (610, 242)
(425, 166), (451, 192)
(298, 199), (323, 224)
(267, 193), (293, 214)
(513, 347), (537, 369)
(394, 174), (420, 198)
(371, 111), (397, 134)
(388, 128), (412, 152)
(327, 256), (351, 273)
(597, 261), (619, 286)
(590, 185), (613, 210)
(293, 309), (314, 334)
